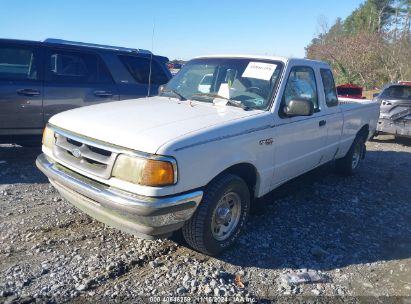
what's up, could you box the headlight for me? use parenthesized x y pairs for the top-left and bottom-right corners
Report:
(112, 154), (176, 187)
(42, 126), (55, 150)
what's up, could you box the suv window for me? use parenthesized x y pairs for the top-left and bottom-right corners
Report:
(320, 69), (338, 107)
(0, 45), (40, 81)
(281, 66), (318, 116)
(119, 55), (169, 85)
(46, 49), (113, 84)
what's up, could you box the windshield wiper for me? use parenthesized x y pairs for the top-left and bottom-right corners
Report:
(225, 99), (250, 110)
(162, 89), (186, 101)
(189, 93), (250, 110)
(188, 93), (216, 103)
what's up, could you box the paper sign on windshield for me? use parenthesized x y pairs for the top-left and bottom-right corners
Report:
(242, 62), (277, 81)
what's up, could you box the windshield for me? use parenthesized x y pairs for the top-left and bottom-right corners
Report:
(160, 58), (283, 110)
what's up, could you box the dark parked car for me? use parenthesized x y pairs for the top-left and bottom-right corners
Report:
(375, 83), (411, 138)
(0, 38), (172, 146)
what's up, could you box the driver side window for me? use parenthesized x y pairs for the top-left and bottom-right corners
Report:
(280, 66), (318, 117)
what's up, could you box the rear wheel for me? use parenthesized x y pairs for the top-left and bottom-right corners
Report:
(335, 135), (365, 175)
(182, 173), (250, 256)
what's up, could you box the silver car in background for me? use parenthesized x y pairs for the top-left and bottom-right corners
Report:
(375, 83), (411, 138)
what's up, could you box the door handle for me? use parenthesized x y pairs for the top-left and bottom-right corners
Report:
(319, 120), (327, 127)
(94, 91), (113, 97)
(17, 88), (40, 96)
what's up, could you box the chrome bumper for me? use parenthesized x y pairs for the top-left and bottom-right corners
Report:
(36, 153), (203, 239)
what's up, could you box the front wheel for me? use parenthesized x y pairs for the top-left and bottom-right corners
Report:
(335, 135), (365, 175)
(182, 173), (250, 256)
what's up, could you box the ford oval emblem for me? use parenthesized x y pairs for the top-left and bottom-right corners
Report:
(72, 148), (82, 158)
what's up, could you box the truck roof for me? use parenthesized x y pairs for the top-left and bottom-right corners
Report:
(193, 54), (329, 67)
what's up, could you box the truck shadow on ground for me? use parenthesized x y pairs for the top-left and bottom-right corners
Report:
(216, 150), (411, 272)
(0, 145), (47, 184)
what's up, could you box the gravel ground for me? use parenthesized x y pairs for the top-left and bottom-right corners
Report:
(0, 135), (410, 303)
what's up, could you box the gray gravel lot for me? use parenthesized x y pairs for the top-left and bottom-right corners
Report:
(0, 135), (410, 303)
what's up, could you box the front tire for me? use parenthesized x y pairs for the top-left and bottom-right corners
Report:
(335, 135), (365, 175)
(182, 173), (250, 256)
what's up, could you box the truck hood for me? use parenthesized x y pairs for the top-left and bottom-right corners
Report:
(49, 96), (262, 154)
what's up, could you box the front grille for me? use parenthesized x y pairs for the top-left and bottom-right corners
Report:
(53, 132), (118, 179)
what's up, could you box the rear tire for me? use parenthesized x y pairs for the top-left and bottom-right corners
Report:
(182, 173), (250, 256)
(335, 135), (365, 176)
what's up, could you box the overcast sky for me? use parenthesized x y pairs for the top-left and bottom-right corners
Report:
(1, 0), (364, 60)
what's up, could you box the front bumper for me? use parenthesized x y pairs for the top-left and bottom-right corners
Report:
(376, 118), (411, 137)
(36, 154), (203, 239)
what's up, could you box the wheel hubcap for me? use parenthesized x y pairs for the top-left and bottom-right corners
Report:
(216, 207), (232, 224)
(211, 192), (242, 241)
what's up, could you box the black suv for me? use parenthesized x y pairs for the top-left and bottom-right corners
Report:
(0, 38), (172, 146)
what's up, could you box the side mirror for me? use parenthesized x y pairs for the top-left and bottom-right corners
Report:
(284, 99), (314, 117)
(158, 85), (166, 95)
(372, 93), (379, 98)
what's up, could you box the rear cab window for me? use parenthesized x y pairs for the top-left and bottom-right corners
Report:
(118, 55), (169, 85)
(337, 87), (362, 96)
(381, 85), (411, 100)
(320, 69), (338, 107)
(45, 48), (113, 84)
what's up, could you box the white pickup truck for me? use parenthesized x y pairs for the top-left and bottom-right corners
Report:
(36, 55), (379, 255)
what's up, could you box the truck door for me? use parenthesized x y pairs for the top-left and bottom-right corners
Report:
(272, 66), (327, 185)
(319, 68), (343, 162)
(42, 47), (119, 122)
(0, 43), (43, 130)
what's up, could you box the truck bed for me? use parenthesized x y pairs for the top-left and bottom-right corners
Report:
(335, 98), (380, 158)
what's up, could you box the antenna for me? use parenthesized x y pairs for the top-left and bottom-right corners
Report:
(147, 20), (155, 97)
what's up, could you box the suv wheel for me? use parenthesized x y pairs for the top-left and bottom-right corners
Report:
(182, 173), (250, 256)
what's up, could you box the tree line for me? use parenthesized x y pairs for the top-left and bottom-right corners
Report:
(305, 0), (411, 89)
